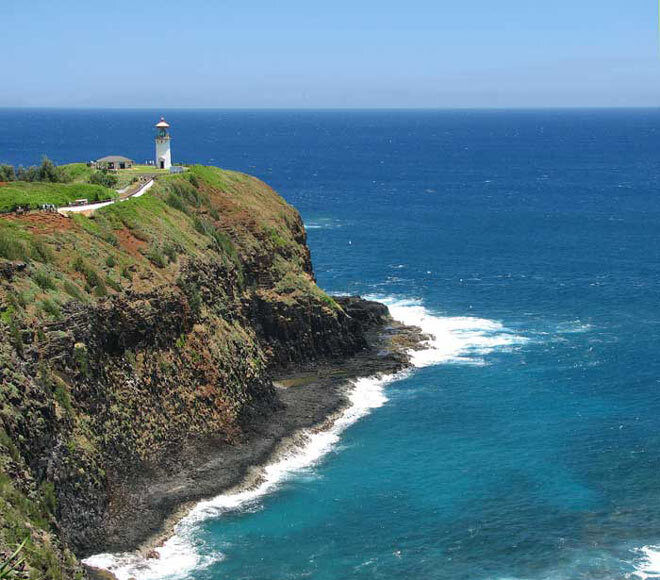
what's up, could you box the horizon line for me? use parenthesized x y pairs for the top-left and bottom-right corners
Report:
(1, 105), (660, 112)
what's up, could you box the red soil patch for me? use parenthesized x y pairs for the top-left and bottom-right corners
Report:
(0, 182), (8, 187)
(115, 227), (147, 258)
(0, 212), (74, 235)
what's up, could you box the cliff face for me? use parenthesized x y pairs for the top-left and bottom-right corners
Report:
(0, 167), (389, 578)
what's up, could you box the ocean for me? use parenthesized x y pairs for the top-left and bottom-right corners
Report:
(2, 109), (660, 579)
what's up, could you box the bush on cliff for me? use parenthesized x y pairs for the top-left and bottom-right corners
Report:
(0, 165), (16, 182)
(0, 164), (348, 577)
(89, 170), (118, 189)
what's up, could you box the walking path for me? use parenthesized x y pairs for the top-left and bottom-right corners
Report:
(58, 178), (155, 215)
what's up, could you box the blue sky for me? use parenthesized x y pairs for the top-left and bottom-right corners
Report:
(2, 0), (658, 108)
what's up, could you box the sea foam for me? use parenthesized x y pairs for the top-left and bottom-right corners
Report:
(631, 545), (660, 579)
(84, 296), (527, 579)
(369, 295), (529, 367)
(84, 374), (397, 580)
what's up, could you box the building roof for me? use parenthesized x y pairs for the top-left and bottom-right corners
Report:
(155, 117), (170, 128)
(96, 155), (133, 163)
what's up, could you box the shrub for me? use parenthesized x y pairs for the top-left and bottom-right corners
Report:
(212, 230), (237, 257)
(178, 278), (202, 317)
(2, 309), (24, 357)
(53, 383), (73, 414)
(72, 343), (89, 376)
(89, 170), (118, 188)
(105, 276), (122, 292)
(0, 428), (21, 462)
(104, 231), (119, 247)
(171, 179), (206, 207)
(268, 228), (288, 248)
(166, 192), (188, 214)
(63, 280), (84, 301)
(163, 242), (178, 263)
(40, 299), (61, 319)
(33, 270), (56, 291)
(0, 230), (28, 261)
(15, 156), (71, 183)
(73, 255), (105, 294)
(320, 294), (339, 310)
(0, 164), (16, 181)
(30, 239), (55, 263)
(105, 255), (116, 268)
(93, 282), (107, 297)
(146, 246), (166, 268)
(40, 481), (57, 515)
(192, 215), (211, 236)
(0, 537), (27, 578)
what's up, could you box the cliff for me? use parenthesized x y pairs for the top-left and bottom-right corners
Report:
(0, 166), (408, 578)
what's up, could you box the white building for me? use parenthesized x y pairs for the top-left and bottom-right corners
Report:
(155, 117), (172, 170)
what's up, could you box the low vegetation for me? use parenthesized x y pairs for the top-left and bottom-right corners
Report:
(0, 537), (26, 579)
(0, 181), (116, 212)
(88, 170), (118, 189)
(0, 157), (71, 184)
(0, 164), (341, 577)
(0, 164), (330, 314)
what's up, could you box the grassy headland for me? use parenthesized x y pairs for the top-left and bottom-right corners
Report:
(0, 182), (116, 212)
(0, 164), (362, 578)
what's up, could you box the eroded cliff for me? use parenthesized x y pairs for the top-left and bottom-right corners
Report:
(0, 167), (397, 578)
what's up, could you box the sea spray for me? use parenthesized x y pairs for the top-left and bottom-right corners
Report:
(84, 297), (528, 580)
(84, 373), (400, 580)
(631, 546), (660, 580)
(369, 295), (529, 367)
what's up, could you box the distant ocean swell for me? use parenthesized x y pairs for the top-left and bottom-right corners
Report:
(84, 296), (529, 580)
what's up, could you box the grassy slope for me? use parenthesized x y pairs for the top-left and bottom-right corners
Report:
(0, 165), (331, 322)
(61, 163), (170, 189)
(0, 166), (338, 578)
(60, 163), (94, 183)
(0, 182), (116, 212)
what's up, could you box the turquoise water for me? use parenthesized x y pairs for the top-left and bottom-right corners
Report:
(3, 109), (660, 579)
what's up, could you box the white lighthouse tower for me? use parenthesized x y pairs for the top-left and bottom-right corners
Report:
(155, 117), (172, 170)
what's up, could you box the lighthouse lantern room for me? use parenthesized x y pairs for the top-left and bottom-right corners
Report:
(155, 117), (172, 170)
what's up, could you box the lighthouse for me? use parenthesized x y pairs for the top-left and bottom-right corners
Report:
(155, 117), (172, 170)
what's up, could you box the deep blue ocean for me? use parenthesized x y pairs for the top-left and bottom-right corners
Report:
(2, 109), (660, 580)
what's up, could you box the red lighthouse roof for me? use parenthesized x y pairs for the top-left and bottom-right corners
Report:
(155, 116), (170, 129)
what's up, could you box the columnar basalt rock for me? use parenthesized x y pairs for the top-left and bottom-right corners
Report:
(0, 166), (423, 577)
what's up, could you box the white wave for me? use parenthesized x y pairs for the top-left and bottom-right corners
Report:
(85, 295), (528, 579)
(84, 374), (398, 580)
(555, 320), (592, 334)
(304, 219), (341, 230)
(366, 295), (529, 367)
(631, 546), (660, 579)
(84, 536), (219, 580)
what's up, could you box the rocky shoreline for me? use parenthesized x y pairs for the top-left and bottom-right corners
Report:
(85, 301), (426, 578)
(0, 166), (427, 578)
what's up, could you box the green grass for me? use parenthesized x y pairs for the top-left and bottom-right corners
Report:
(33, 270), (56, 291)
(0, 473), (82, 580)
(60, 163), (94, 183)
(122, 164), (170, 174)
(0, 162), (342, 580)
(186, 165), (230, 190)
(0, 225), (30, 261)
(0, 181), (116, 212)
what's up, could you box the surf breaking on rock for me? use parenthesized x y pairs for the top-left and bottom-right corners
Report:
(85, 296), (530, 580)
